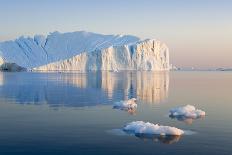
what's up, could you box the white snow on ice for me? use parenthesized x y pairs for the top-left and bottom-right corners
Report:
(169, 105), (206, 119)
(123, 121), (184, 136)
(113, 98), (137, 110)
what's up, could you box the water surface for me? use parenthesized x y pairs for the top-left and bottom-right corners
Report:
(0, 71), (231, 155)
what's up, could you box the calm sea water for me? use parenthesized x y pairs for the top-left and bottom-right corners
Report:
(0, 71), (231, 155)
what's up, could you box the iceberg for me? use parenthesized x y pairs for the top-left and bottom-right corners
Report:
(169, 105), (206, 119)
(123, 121), (184, 136)
(0, 31), (170, 71)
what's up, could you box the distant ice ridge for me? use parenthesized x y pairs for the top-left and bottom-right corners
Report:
(0, 31), (169, 71)
(169, 105), (206, 119)
(123, 121), (184, 136)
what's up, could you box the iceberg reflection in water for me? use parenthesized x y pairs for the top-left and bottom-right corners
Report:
(0, 71), (169, 107)
(169, 115), (205, 125)
(135, 134), (181, 144)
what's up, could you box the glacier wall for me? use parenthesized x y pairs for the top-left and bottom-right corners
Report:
(34, 39), (169, 71)
(0, 31), (169, 71)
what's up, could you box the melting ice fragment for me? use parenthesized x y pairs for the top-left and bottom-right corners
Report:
(169, 105), (206, 119)
(113, 98), (137, 110)
(123, 121), (184, 136)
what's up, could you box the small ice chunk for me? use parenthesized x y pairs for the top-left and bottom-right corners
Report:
(113, 98), (137, 110)
(169, 105), (206, 119)
(123, 121), (184, 136)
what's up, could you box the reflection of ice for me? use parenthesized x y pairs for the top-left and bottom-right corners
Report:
(66, 74), (87, 88)
(101, 71), (169, 104)
(169, 115), (205, 125)
(53, 71), (169, 104)
(0, 73), (3, 86)
(0, 71), (169, 107)
(113, 106), (137, 115)
(127, 108), (137, 115)
(101, 72), (117, 99)
(135, 134), (181, 144)
(51, 73), (87, 88)
(136, 72), (169, 103)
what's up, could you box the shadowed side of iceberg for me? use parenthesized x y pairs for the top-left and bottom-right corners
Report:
(0, 31), (140, 70)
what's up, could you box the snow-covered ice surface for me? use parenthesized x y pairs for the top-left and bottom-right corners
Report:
(169, 105), (206, 119)
(113, 98), (137, 109)
(113, 98), (137, 115)
(0, 31), (170, 71)
(123, 121), (184, 136)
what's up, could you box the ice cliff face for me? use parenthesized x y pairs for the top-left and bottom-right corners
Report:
(0, 31), (169, 71)
(0, 57), (3, 66)
(34, 39), (169, 71)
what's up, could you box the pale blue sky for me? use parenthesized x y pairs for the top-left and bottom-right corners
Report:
(0, 0), (231, 68)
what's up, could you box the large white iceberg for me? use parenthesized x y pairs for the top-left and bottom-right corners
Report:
(0, 31), (170, 71)
(123, 121), (184, 136)
(169, 105), (206, 119)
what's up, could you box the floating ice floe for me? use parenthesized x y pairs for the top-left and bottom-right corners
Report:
(108, 128), (181, 144)
(169, 105), (206, 119)
(113, 98), (137, 110)
(123, 121), (184, 136)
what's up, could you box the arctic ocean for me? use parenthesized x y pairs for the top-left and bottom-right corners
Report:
(0, 71), (232, 155)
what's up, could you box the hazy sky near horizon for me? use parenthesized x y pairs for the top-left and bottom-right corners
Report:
(0, 0), (231, 68)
